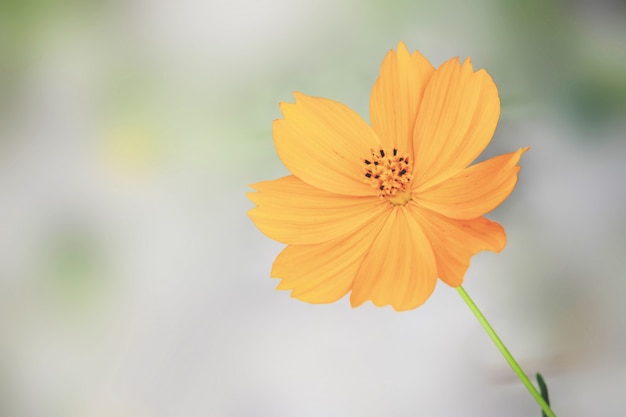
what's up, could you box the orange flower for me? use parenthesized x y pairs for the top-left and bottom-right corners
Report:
(248, 42), (528, 311)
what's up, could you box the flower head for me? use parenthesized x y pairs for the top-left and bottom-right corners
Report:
(248, 42), (528, 311)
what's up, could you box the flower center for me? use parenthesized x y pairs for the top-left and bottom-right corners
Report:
(362, 147), (413, 205)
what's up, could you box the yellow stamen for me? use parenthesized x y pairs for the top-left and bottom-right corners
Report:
(362, 147), (413, 204)
(388, 188), (412, 205)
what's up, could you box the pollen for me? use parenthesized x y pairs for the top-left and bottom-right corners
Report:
(362, 147), (413, 204)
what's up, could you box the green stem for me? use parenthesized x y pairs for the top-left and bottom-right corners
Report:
(456, 286), (556, 417)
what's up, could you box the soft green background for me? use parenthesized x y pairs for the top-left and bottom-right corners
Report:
(1, 0), (625, 416)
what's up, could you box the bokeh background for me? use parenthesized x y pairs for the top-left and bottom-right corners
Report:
(1, 0), (625, 416)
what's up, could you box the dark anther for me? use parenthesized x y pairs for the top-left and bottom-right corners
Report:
(374, 175), (380, 179)
(374, 161), (379, 165)
(399, 157), (404, 162)
(364, 159), (371, 165)
(379, 185), (385, 190)
(393, 148), (397, 156)
(365, 173), (372, 178)
(399, 169), (407, 176)
(379, 149), (385, 157)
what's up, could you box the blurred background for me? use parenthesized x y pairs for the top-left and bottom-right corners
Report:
(1, 0), (625, 416)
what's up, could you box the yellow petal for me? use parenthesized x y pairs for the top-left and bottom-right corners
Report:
(415, 147), (529, 219)
(272, 212), (389, 304)
(370, 41), (435, 155)
(248, 176), (388, 245)
(412, 206), (506, 287)
(350, 206), (437, 311)
(412, 57), (500, 189)
(273, 93), (381, 196)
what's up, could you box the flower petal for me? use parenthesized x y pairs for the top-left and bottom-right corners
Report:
(416, 147), (529, 219)
(412, 206), (506, 287)
(272, 212), (389, 304)
(370, 41), (435, 155)
(412, 57), (500, 189)
(350, 206), (437, 311)
(273, 93), (381, 196)
(248, 176), (388, 245)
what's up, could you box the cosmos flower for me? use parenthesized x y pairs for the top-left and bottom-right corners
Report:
(248, 42), (528, 311)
